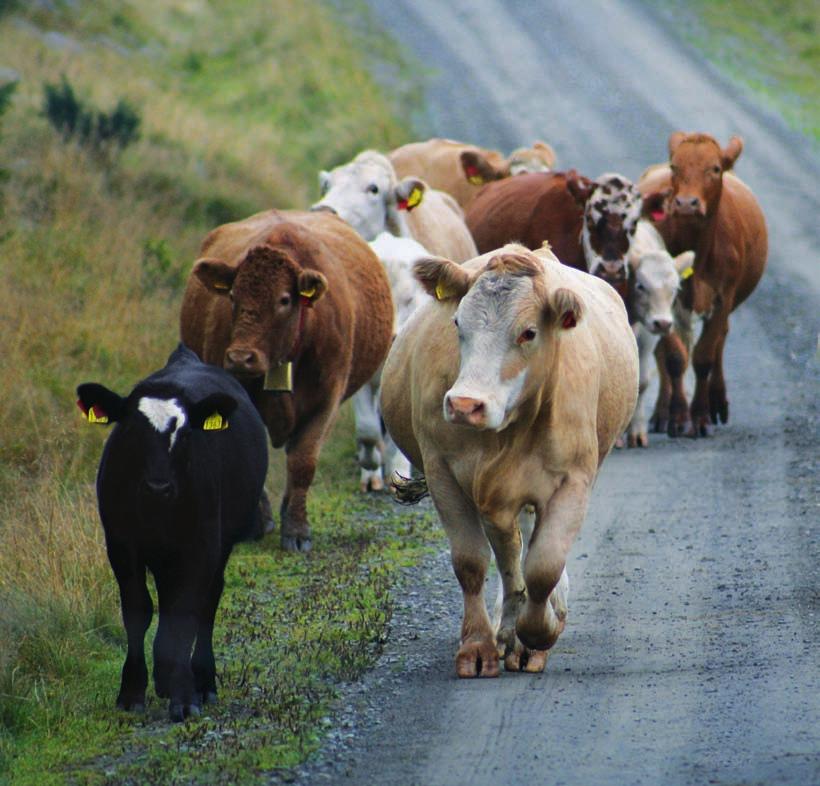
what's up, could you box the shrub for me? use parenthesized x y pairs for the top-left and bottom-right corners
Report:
(141, 237), (185, 294)
(43, 75), (141, 153)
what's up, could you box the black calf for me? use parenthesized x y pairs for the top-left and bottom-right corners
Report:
(77, 344), (268, 721)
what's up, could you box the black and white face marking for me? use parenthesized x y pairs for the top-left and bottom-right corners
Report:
(582, 173), (642, 276)
(138, 397), (187, 450)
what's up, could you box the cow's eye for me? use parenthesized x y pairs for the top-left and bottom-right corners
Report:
(453, 317), (459, 328)
(711, 165), (721, 175)
(517, 328), (537, 344)
(635, 281), (646, 292)
(368, 184), (379, 194)
(280, 294), (291, 306)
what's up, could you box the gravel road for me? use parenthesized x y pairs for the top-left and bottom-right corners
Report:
(284, 2), (819, 784)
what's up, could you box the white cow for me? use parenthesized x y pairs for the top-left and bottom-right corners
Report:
(354, 233), (431, 491)
(626, 220), (695, 447)
(313, 150), (477, 263)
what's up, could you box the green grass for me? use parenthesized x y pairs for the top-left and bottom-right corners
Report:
(658, 0), (819, 141)
(0, 0), (434, 781)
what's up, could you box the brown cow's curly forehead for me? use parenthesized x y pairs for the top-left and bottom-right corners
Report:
(232, 245), (299, 297)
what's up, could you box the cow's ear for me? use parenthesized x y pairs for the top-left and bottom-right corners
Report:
(668, 131), (687, 158)
(460, 150), (505, 185)
(721, 136), (743, 171)
(193, 258), (236, 295)
(566, 170), (595, 206)
(641, 190), (670, 222)
(673, 250), (696, 277)
(189, 393), (238, 432)
(531, 141), (556, 169)
(395, 177), (425, 212)
(297, 269), (328, 305)
(318, 170), (331, 197)
(414, 257), (472, 301)
(546, 288), (585, 330)
(76, 383), (126, 425)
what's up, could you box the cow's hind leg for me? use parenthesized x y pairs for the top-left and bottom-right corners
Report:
(649, 336), (673, 433)
(108, 541), (152, 712)
(427, 459), (497, 678)
(689, 302), (729, 437)
(709, 334), (729, 424)
(665, 331), (690, 437)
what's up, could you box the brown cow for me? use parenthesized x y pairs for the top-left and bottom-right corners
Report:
(465, 171), (643, 284)
(180, 209), (394, 551)
(390, 138), (556, 209)
(639, 133), (768, 436)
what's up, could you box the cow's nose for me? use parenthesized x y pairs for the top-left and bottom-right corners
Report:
(674, 195), (701, 213)
(225, 348), (263, 375)
(652, 319), (673, 334)
(143, 478), (175, 499)
(446, 395), (486, 426)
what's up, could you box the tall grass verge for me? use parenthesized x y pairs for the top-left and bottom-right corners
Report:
(0, 0), (424, 778)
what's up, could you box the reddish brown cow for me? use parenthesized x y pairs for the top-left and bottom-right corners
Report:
(639, 132), (768, 436)
(464, 171), (643, 284)
(180, 210), (394, 550)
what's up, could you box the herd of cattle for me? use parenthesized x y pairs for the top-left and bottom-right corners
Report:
(77, 131), (768, 718)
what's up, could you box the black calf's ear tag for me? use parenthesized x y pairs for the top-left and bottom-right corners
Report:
(202, 413), (228, 431)
(264, 362), (293, 392)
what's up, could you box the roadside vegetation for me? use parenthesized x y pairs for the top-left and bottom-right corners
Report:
(0, 1), (435, 782)
(657, 0), (819, 141)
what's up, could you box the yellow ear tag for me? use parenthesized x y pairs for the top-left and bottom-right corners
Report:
(299, 286), (316, 299)
(406, 187), (423, 209)
(213, 282), (230, 291)
(264, 362), (293, 392)
(468, 174), (484, 186)
(680, 265), (694, 281)
(203, 413), (228, 431)
(435, 281), (454, 300)
(87, 408), (108, 424)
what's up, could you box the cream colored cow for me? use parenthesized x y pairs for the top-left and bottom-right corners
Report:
(390, 137), (557, 209)
(380, 244), (638, 677)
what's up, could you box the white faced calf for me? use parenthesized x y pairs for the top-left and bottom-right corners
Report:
(627, 220), (695, 447)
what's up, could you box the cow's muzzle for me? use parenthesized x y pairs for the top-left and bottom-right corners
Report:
(445, 394), (487, 428)
(225, 347), (266, 378)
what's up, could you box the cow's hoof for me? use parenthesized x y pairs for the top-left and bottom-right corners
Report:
(614, 436), (625, 449)
(455, 639), (499, 678)
(116, 697), (145, 713)
(649, 416), (668, 434)
(169, 701), (201, 723)
(281, 534), (312, 553)
(505, 643), (549, 673)
(200, 690), (217, 705)
(627, 431), (648, 448)
(710, 396), (729, 425)
(687, 415), (712, 438)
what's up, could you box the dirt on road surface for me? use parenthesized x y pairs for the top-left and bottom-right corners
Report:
(285, 2), (819, 784)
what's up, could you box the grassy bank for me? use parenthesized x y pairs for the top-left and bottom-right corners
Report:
(656, 0), (819, 141)
(0, 1), (436, 781)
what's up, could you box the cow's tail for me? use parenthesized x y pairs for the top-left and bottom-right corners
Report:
(391, 472), (429, 505)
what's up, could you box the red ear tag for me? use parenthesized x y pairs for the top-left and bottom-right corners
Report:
(397, 199), (408, 211)
(651, 210), (665, 221)
(300, 294), (312, 308)
(561, 311), (577, 329)
(464, 165), (479, 178)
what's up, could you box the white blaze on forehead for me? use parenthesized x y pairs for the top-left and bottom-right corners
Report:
(138, 397), (187, 450)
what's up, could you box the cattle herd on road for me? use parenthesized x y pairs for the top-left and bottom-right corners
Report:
(77, 131), (767, 718)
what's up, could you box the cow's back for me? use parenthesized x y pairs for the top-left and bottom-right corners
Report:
(390, 138), (506, 209)
(465, 173), (586, 269)
(406, 188), (478, 263)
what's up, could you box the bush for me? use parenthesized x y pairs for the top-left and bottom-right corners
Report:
(43, 75), (140, 153)
(141, 237), (185, 294)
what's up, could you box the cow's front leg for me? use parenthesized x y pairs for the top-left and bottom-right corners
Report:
(689, 302), (729, 437)
(107, 541), (152, 712)
(517, 475), (588, 651)
(649, 336), (673, 433)
(427, 460), (497, 678)
(708, 334), (729, 424)
(627, 328), (653, 448)
(281, 400), (340, 552)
